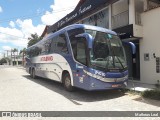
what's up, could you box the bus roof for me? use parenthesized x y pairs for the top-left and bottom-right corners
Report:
(28, 24), (117, 49)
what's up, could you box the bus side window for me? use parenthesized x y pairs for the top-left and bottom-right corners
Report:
(68, 28), (85, 57)
(56, 34), (68, 54)
(49, 36), (57, 53)
(76, 38), (87, 65)
(34, 47), (41, 56)
(26, 49), (31, 58)
(70, 39), (77, 57)
(41, 40), (51, 55)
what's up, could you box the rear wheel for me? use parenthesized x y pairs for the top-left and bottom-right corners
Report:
(63, 73), (74, 91)
(31, 68), (36, 79)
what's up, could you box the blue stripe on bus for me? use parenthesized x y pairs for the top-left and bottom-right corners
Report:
(106, 71), (128, 78)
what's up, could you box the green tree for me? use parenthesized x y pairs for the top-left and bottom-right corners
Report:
(0, 57), (11, 65)
(27, 33), (42, 47)
(0, 58), (7, 64)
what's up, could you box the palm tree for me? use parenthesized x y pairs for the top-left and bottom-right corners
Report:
(20, 48), (26, 66)
(12, 48), (18, 65)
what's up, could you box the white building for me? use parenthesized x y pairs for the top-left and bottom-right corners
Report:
(48, 0), (160, 85)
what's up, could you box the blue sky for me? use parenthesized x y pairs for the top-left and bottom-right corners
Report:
(0, 0), (53, 27)
(0, 0), (79, 58)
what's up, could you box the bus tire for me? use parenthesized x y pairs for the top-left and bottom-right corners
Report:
(63, 73), (74, 92)
(31, 68), (36, 79)
(29, 67), (32, 77)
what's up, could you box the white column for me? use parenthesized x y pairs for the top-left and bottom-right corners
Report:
(108, 4), (112, 29)
(143, 0), (148, 11)
(129, 0), (135, 25)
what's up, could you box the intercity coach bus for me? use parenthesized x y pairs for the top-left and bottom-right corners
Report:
(25, 24), (135, 91)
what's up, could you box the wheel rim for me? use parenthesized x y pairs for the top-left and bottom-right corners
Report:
(65, 76), (71, 88)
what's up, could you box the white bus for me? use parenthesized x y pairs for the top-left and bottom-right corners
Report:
(25, 24), (135, 91)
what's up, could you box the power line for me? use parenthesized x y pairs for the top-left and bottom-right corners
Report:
(0, 6), (75, 23)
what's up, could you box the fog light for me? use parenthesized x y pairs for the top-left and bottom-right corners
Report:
(124, 82), (127, 86)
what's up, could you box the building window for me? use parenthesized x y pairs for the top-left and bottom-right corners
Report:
(82, 8), (109, 29)
(135, 0), (144, 25)
(112, 0), (129, 29)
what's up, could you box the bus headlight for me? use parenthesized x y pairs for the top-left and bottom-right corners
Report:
(116, 75), (128, 82)
(124, 82), (127, 86)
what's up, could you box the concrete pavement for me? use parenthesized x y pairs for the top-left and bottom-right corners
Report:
(127, 80), (156, 92)
(0, 66), (159, 120)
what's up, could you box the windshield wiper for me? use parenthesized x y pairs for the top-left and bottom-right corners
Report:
(115, 56), (125, 69)
(108, 40), (125, 70)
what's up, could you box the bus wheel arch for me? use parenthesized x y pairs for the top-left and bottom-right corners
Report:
(62, 71), (74, 91)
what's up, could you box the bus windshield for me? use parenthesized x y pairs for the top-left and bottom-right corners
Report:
(85, 30), (127, 72)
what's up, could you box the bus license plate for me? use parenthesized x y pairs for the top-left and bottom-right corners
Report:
(112, 84), (121, 88)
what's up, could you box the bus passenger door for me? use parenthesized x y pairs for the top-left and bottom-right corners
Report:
(72, 37), (89, 87)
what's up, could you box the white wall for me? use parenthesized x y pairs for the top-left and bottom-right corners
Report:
(141, 7), (160, 84)
(129, 0), (143, 37)
(129, 0), (135, 25)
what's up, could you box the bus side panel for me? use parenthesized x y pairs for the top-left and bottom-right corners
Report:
(71, 66), (128, 91)
(67, 62), (91, 90)
(35, 63), (63, 82)
(28, 54), (73, 84)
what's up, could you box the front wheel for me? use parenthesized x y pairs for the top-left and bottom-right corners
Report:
(63, 73), (74, 92)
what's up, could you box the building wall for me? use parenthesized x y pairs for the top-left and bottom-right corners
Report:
(141, 7), (160, 84)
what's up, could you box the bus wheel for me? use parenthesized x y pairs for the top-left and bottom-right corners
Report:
(63, 73), (74, 92)
(31, 69), (36, 79)
(29, 68), (32, 77)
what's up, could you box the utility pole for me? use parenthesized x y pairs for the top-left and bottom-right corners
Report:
(7, 50), (8, 57)
(3, 53), (5, 58)
(11, 49), (13, 66)
(4, 50), (9, 65)
(17, 49), (18, 66)
(4, 50), (9, 57)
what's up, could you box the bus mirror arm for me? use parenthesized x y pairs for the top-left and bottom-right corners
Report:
(122, 41), (136, 54)
(75, 33), (93, 49)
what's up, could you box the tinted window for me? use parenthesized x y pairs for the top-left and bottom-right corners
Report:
(49, 34), (68, 54)
(76, 38), (87, 65)
(49, 36), (58, 53)
(57, 34), (68, 54)
(41, 40), (51, 55)
(68, 28), (84, 57)
(27, 46), (41, 57)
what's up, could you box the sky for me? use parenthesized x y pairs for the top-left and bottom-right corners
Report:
(0, 0), (79, 58)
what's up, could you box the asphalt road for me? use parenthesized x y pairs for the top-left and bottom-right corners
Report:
(0, 66), (159, 120)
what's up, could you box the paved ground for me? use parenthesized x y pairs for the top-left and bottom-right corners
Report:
(0, 66), (159, 120)
(127, 80), (156, 92)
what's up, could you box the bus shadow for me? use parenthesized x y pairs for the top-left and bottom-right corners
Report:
(23, 75), (126, 104)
